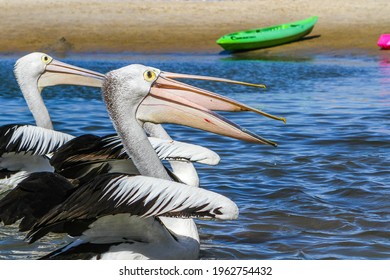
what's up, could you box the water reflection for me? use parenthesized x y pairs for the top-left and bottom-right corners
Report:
(219, 51), (313, 62)
(379, 53), (390, 96)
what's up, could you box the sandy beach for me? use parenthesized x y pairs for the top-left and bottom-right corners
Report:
(0, 0), (389, 56)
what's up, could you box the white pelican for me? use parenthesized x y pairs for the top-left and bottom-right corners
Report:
(0, 52), (104, 188)
(24, 64), (283, 260)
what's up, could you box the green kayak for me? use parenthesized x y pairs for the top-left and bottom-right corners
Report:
(216, 16), (318, 52)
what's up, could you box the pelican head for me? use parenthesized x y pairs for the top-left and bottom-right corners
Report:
(14, 52), (104, 90)
(103, 64), (284, 147)
(14, 52), (105, 129)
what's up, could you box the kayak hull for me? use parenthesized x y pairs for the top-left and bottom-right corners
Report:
(216, 16), (318, 52)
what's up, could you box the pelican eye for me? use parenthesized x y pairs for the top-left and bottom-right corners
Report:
(143, 70), (157, 82)
(41, 55), (53, 64)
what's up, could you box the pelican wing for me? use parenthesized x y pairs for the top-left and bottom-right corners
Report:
(0, 172), (74, 231)
(0, 124), (74, 156)
(27, 173), (238, 242)
(51, 134), (220, 168)
(49, 134), (128, 172)
(98, 174), (237, 219)
(50, 134), (219, 184)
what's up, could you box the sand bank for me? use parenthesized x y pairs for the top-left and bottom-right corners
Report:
(1, 0), (389, 56)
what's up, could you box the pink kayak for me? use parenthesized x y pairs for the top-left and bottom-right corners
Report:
(378, 34), (390, 50)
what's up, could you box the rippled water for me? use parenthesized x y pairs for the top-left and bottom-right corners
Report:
(0, 51), (389, 260)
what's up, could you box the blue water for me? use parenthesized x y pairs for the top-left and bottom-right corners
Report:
(0, 51), (389, 259)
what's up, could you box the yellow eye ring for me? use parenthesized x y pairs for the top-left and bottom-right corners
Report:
(143, 70), (156, 82)
(41, 55), (53, 64)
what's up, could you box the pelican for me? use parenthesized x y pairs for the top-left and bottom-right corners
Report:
(0, 52), (104, 188)
(24, 64), (283, 260)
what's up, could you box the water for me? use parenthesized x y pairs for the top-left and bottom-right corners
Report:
(0, 51), (389, 260)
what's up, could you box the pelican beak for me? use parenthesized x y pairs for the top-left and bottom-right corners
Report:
(38, 59), (105, 90)
(137, 71), (285, 146)
(155, 72), (286, 122)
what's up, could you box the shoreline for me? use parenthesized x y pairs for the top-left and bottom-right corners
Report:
(1, 0), (389, 57)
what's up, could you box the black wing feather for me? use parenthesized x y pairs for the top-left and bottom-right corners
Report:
(0, 172), (75, 231)
(50, 134), (128, 171)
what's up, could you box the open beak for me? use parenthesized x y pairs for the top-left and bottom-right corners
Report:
(38, 59), (105, 89)
(137, 71), (285, 146)
(155, 72), (286, 122)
